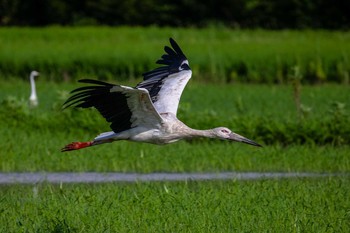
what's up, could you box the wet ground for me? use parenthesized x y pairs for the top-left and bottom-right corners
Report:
(0, 172), (345, 184)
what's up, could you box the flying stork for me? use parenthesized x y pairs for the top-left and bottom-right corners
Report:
(61, 38), (261, 152)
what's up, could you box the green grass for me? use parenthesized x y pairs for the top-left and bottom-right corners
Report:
(1, 131), (350, 172)
(2, 80), (350, 119)
(0, 27), (349, 83)
(1, 178), (349, 232)
(1, 81), (348, 232)
(0, 81), (349, 172)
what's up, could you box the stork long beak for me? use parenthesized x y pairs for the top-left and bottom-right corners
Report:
(228, 132), (262, 147)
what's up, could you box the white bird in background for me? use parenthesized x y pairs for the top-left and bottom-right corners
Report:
(29, 70), (39, 107)
(61, 38), (261, 152)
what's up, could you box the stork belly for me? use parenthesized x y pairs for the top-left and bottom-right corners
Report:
(130, 130), (180, 145)
(94, 128), (181, 145)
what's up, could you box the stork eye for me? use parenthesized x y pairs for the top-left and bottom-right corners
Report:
(221, 129), (229, 133)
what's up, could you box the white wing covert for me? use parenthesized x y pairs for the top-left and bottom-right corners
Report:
(136, 38), (192, 115)
(63, 79), (163, 133)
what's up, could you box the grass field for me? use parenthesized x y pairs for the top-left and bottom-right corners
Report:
(1, 81), (348, 232)
(1, 27), (349, 83)
(0, 81), (349, 172)
(1, 178), (349, 232)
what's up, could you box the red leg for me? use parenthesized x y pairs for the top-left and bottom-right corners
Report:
(61, 141), (93, 152)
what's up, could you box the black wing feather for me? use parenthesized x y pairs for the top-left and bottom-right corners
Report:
(63, 79), (132, 133)
(136, 38), (190, 101)
(169, 38), (185, 55)
(164, 46), (177, 57)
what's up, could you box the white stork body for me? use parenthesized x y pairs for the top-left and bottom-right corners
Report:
(61, 38), (261, 151)
(93, 112), (211, 145)
(29, 71), (39, 107)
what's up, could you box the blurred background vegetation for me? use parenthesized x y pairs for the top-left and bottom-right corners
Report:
(1, 0), (349, 29)
(1, 0), (349, 84)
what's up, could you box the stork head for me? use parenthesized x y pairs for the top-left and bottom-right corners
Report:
(213, 127), (262, 147)
(30, 70), (40, 79)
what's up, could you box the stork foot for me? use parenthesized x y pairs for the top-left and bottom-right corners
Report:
(61, 141), (93, 152)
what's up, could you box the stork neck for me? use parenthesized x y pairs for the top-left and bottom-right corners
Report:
(187, 128), (215, 139)
(30, 75), (37, 98)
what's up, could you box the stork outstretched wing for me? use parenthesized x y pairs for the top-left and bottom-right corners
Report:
(136, 38), (192, 116)
(63, 79), (163, 133)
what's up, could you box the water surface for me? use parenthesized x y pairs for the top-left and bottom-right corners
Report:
(0, 172), (343, 184)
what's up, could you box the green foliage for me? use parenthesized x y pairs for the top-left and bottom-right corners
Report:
(1, 81), (350, 172)
(0, 27), (350, 84)
(1, 81), (349, 147)
(1, 84), (349, 147)
(1, 178), (349, 232)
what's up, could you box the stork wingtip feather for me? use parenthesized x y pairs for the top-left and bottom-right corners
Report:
(169, 37), (175, 44)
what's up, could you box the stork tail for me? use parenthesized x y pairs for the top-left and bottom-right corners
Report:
(61, 141), (93, 152)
